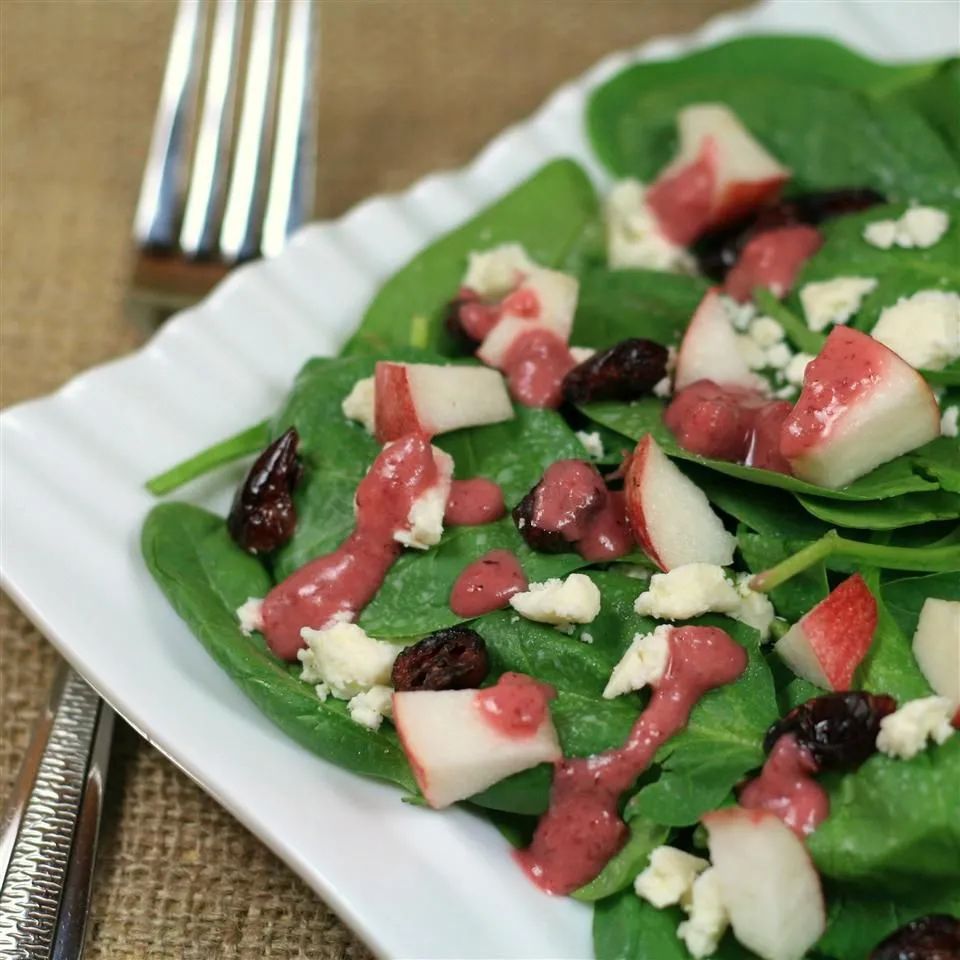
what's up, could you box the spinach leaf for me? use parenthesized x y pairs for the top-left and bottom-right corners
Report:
(892, 58), (960, 159)
(796, 490), (960, 530)
(589, 66), (958, 203)
(630, 618), (778, 826)
(738, 529), (829, 623)
(818, 884), (960, 960)
(571, 268), (708, 349)
(686, 466), (830, 540)
(913, 437), (960, 494)
(141, 503), (417, 791)
(469, 766), (554, 816)
(855, 570), (932, 700)
(807, 735), (960, 896)
(752, 289), (825, 356)
(146, 421), (272, 496)
(340, 159), (598, 357)
(593, 890), (744, 960)
(573, 816), (669, 902)
(789, 201), (960, 335)
(882, 571), (960, 638)
(579, 397), (938, 501)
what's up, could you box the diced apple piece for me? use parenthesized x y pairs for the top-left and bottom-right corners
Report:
(704, 807), (825, 960)
(647, 104), (790, 245)
(674, 289), (766, 392)
(775, 573), (877, 690)
(780, 327), (941, 488)
(374, 362), (514, 443)
(625, 434), (736, 571)
(393, 681), (562, 809)
(912, 598), (960, 705)
(723, 225), (822, 303)
(503, 267), (578, 340)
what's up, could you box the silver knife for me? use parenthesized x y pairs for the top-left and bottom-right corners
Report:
(0, 662), (114, 959)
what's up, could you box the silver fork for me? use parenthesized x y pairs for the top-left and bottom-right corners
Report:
(0, 4), (316, 954)
(131, 0), (316, 318)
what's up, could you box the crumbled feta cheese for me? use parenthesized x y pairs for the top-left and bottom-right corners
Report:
(876, 696), (956, 760)
(864, 206), (950, 249)
(653, 375), (673, 398)
(799, 276), (877, 332)
(764, 342), (794, 371)
(393, 448), (454, 550)
(783, 351), (814, 386)
(606, 179), (696, 273)
(342, 376), (376, 433)
(775, 384), (797, 400)
(236, 597), (264, 636)
(634, 845), (708, 909)
(721, 296), (756, 332)
(677, 868), (730, 960)
(576, 430), (605, 460)
(298, 622), (399, 700)
(871, 291), (960, 371)
(569, 346), (596, 365)
(748, 316), (785, 348)
(580, 631), (594, 645)
(634, 564), (741, 621)
(733, 573), (776, 642)
(942, 405), (959, 438)
(347, 684), (394, 731)
(603, 625), (672, 699)
(735, 334), (767, 371)
(509, 573), (602, 629)
(621, 564), (653, 582)
(464, 243), (534, 298)
(863, 219), (898, 249)
(315, 682), (330, 702)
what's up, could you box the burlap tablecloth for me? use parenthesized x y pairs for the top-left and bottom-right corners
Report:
(1, 1), (745, 955)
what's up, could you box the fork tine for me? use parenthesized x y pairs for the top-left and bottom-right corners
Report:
(179, 0), (244, 258)
(133, 0), (206, 250)
(261, 0), (316, 259)
(219, 0), (280, 263)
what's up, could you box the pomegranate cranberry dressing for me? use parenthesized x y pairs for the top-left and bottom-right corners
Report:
(144, 40), (960, 960)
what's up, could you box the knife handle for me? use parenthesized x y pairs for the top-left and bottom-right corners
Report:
(0, 661), (114, 959)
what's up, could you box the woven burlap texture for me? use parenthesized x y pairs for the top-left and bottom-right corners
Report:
(1, 1), (744, 956)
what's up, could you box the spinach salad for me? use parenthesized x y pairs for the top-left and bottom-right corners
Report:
(143, 36), (960, 960)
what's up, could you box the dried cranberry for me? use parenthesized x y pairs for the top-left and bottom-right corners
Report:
(694, 187), (887, 281)
(227, 428), (302, 555)
(562, 338), (669, 405)
(870, 915), (960, 960)
(391, 626), (489, 691)
(444, 290), (483, 352)
(512, 460), (607, 553)
(764, 691), (897, 772)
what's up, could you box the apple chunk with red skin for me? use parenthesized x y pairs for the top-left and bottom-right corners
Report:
(775, 573), (877, 690)
(625, 434), (736, 571)
(704, 807), (825, 960)
(374, 362), (514, 444)
(674, 287), (766, 392)
(912, 598), (960, 706)
(780, 326), (941, 489)
(647, 104), (790, 245)
(393, 681), (562, 809)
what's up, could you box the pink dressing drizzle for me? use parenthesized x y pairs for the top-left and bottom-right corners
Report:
(458, 284), (542, 341)
(532, 460), (607, 541)
(449, 549), (528, 618)
(576, 489), (634, 562)
(724, 225), (822, 302)
(739, 734), (830, 837)
(475, 672), (556, 738)
(260, 434), (439, 660)
(516, 626), (747, 894)
(444, 478), (506, 526)
(501, 327), (577, 409)
(665, 379), (792, 474)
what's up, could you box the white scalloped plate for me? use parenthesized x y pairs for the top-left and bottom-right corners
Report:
(3, 2), (957, 956)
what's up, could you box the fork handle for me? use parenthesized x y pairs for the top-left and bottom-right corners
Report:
(0, 662), (114, 958)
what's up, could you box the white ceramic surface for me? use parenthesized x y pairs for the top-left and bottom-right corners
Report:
(3, 2), (958, 956)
